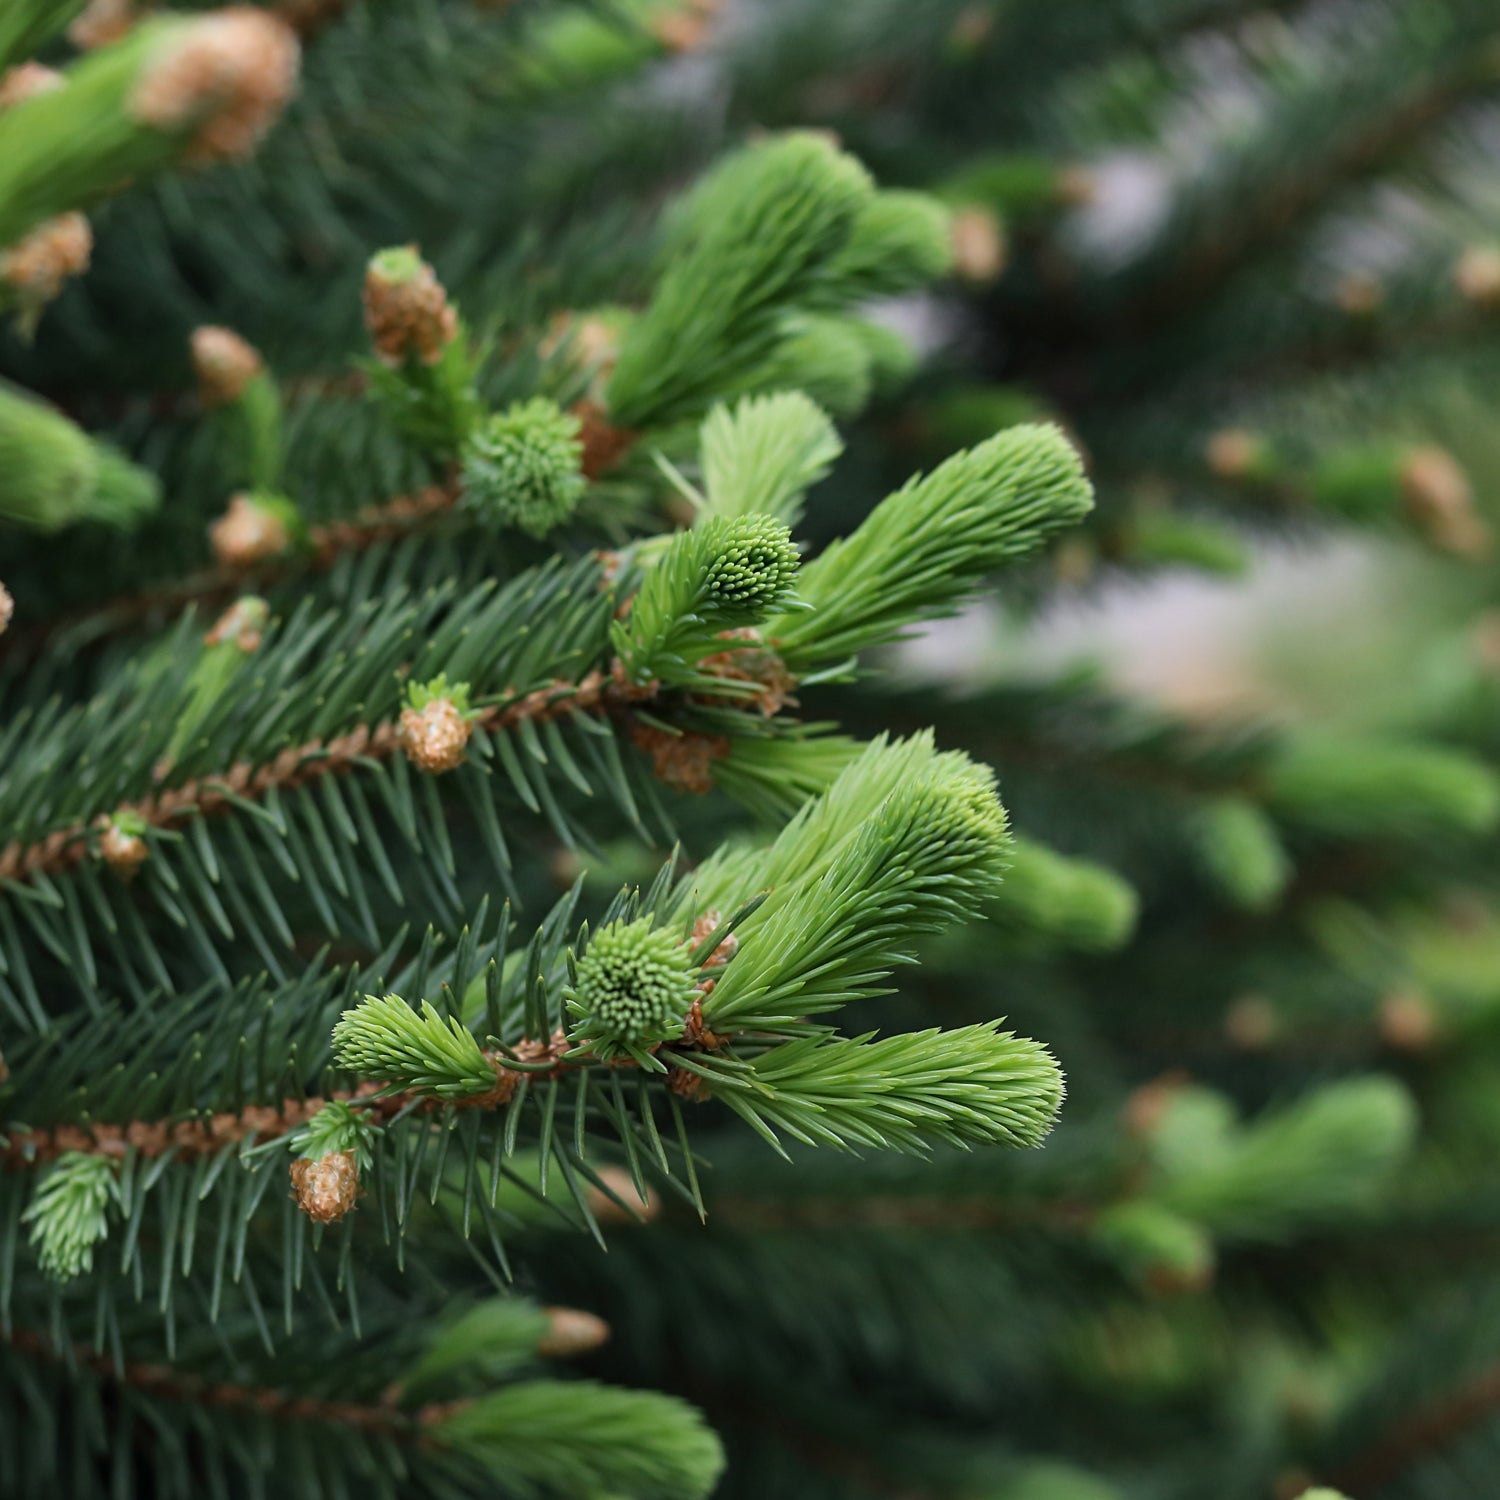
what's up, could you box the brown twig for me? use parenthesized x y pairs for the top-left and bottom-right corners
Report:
(5, 1325), (455, 1437)
(0, 659), (665, 886)
(1329, 1361), (1500, 1495)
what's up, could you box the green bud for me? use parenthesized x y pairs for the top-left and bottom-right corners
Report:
(0, 383), (159, 532)
(700, 514), (801, 617)
(461, 398), (586, 538)
(566, 917), (699, 1060)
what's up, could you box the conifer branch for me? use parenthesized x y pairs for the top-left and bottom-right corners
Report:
(5, 1326), (432, 1439)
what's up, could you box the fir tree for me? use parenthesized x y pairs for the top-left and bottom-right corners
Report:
(4, 3), (1500, 1500)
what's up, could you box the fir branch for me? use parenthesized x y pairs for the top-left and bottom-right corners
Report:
(5, 1325), (429, 1440)
(1329, 1362), (1500, 1495)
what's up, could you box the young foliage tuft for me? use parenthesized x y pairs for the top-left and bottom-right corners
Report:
(331, 993), (497, 1099)
(22, 1151), (117, 1281)
(772, 422), (1094, 667)
(461, 397), (587, 537)
(698, 390), (843, 528)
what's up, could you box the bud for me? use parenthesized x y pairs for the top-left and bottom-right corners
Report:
(0, 63), (64, 111)
(584, 1165), (661, 1225)
(98, 814), (149, 878)
(398, 696), (472, 775)
(398, 676), (475, 775)
(690, 909), (738, 968)
(1224, 994), (1278, 1051)
(1454, 246), (1500, 309)
(191, 326), (264, 407)
(68, 0), (142, 50)
(290, 1150), (359, 1223)
(1333, 270), (1383, 317)
(1400, 444), (1490, 558)
(1205, 428), (1271, 481)
(460, 398), (585, 538)
(0, 581), (12, 635)
(566, 916), (700, 1058)
(363, 246), (457, 366)
(949, 205), (1007, 282)
(536, 1306), (611, 1358)
(129, 9), (300, 165)
(1, 213), (93, 316)
(651, 0), (721, 53)
(1055, 165), (1097, 208)
(1379, 990), (1437, 1052)
(204, 595), (270, 652)
(208, 492), (294, 567)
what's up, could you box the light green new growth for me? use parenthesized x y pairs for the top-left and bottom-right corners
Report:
(991, 837), (1139, 951)
(0, 16), (294, 248)
(286, 1099), (379, 1166)
(404, 672), (475, 715)
(1268, 735), (1500, 837)
(461, 397), (586, 537)
(1195, 797), (1292, 911)
(606, 132), (874, 428)
(703, 1022), (1064, 1153)
(0, 0), (87, 70)
(397, 1299), (554, 1403)
(772, 422), (1094, 667)
(331, 993), (496, 1099)
(22, 1152), (116, 1282)
(566, 916), (700, 1062)
(614, 514), (801, 686)
(433, 1379), (725, 1500)
(0, 383), (160, 532)
(821, 189), (955, 301)
(1153, 1077), (1417, 1240)
(749, 311), (880, 416)
(699, 391), (843, 528)
(1091, 1200), (1215, 1290)
(694, 736), (1014, 1028)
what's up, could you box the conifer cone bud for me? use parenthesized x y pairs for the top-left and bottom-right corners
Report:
(584, 1166), (661, 1225)
(398, 697), (472, 774)
(0, 63), (63, 110)
(536, 1306), (611, 1358)
(363, 247), (457, 366)
(1121, 1073), (1187, 1138)
(1379, 990), (1437, 1052)
(1055, 165), (1097, 208)
(949, 5), (996, 49)
(205, 596), (270, 652)
(276, 0), (351, 33)
(690, 910), (738, 968)
(130, 9), (300, 165)
(651, 0), (721, 53)
(192, 326), (264, 407)
(1454, 246), (1500, 309)
(1224, 993), (1278, 1051)
(949, 206), (1007, 283)
(209, 493), (292, 567)
(98, 819), (148, 878)
(1, 214), (93, 307)
(1399, 445), (1491, 558)
(1333, 270), (1383, 316)
(68, 0), (143, 50)
(290, 1150), (359, 1223)
(1205, 428), (1265, 481)
(0, 582), (12, 635)
(1471, 610), (1500, 676)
